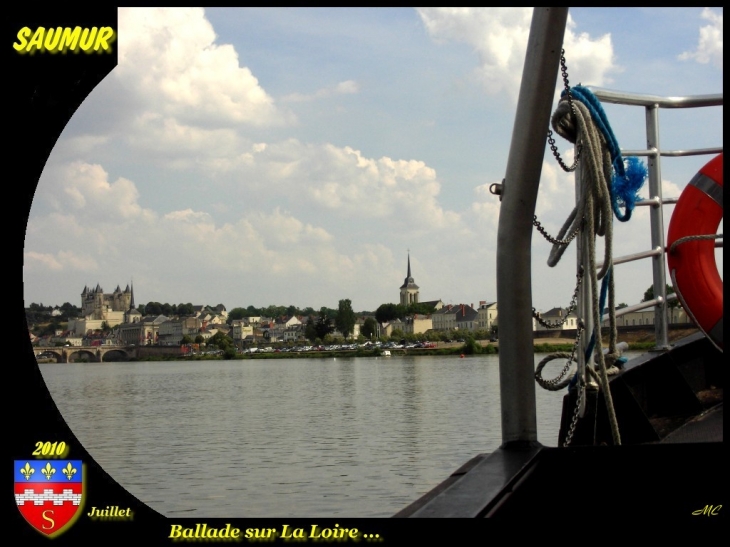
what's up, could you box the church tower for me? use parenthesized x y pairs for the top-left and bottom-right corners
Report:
(399, 253), (419, 306)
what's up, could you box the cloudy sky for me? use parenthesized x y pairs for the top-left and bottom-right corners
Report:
(23, 8), (723, 314)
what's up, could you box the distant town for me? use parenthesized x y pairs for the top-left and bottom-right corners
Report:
(27, 254), (693, 359)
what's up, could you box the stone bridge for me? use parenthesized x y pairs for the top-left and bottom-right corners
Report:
(35, 346), (138, 363)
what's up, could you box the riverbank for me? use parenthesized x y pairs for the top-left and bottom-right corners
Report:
(139, 336), (686, 362)
(41, 327), (699, 363)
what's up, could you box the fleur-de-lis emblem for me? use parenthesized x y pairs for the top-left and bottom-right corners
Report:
(20, 462), (35, 480)
(41, 462), (56, 480)
(62, 462), (77, 480)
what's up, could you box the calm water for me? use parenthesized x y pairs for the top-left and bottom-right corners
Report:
(39, 352), (642, 518)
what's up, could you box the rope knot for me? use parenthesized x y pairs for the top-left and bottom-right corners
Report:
(551, 99), (578, 143)
(603, 352), (622, 369)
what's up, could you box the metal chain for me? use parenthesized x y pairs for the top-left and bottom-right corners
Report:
(563, 382), (584, 447)
(548, 49), (581, 172)
(533, 214), (583, 246)
(535, 321), (585, 391)
(535, 50), (583, 246)
(535, 322), (584, 388)
(562, 321), (588, 446)
(532, 266), (584, 328)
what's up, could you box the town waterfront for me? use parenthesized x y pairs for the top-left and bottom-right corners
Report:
(40, 352), (643, 518)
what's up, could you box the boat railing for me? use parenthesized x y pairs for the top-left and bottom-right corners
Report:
(496, 7), (722, 447)
(584, 87), (723, 350)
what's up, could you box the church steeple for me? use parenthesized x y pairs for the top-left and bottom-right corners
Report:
(400, 252), (419, 306)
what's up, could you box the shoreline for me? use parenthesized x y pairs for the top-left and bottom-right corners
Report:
(35, 328), (700, 363)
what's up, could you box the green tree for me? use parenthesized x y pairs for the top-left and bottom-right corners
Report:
(462, 335), (482, 355)
(361, 317), (378, 340)
(177, 303), (194, 316)
(406, 302), (437, 316)
(208, 331), (233, 351)
(262, 305), (287, 318)
(145, 302), (162, 315)
(60, 302), (80, 317)
(375, 303), (400, 323)
(194, 334), (205, 344)
(181, 334), (193, 344)
(305, 317), (318, 343)
(315, 308), (334, 340)
(390, 328), (404, 340)
(335, 299), (356, 339)
(227, 308), (249, 322)
(643, 284), (680, 309)
(41, 320), (62, 337)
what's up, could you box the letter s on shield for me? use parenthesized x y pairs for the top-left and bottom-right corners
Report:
(15, 460), (84, 537)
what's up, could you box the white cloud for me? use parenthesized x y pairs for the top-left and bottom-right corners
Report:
(24, 250), (99, 273)
(281, 80), (360, 103)
(247, 208), (334, 246)
(416, 8), (617, 96)
(679, 8), (723, 69)
(218, 140), (460, 231)
(562, 25), (617, 88)
(182, 137), (462, 234)
(116, 8), (287, 128)
(31, 8), (709, 312)
(127, 114), (241, 168)
(163, 209), (215, 224)
(39, 162), (146, 222)
(26, 150), (487, 309)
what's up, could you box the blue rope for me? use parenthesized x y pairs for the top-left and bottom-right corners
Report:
(569, 266), (612, 390)
(561, 85), (647, 222)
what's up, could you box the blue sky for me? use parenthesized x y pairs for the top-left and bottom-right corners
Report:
(23, 8), (723, 313)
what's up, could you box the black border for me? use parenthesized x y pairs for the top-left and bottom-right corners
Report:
(10, 8), (453, 544)
(11, 6), (170, 544)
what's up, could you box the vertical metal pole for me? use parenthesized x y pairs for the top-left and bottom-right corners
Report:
(645, 104), (670, 350)
(497, 7), (569, 447)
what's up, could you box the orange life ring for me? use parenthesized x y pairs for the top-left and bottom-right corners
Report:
(666, 153), (723, 351)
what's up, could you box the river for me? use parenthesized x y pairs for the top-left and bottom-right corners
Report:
(39, 351), (643, 518)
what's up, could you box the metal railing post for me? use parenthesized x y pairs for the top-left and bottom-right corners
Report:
(644, 104), (670, 349)
(497, 7), (569, 447)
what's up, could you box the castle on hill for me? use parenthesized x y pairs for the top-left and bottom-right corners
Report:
(68, 283), (140, 335)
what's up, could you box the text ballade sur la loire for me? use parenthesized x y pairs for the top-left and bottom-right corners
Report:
(169, 523), (364, 540)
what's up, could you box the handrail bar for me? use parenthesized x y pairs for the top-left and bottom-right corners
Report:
(598, 238), (721, 269)
(620, 147), (723, 158)
(585, 88), (722, 109)
(603, 294), (678, 321)
(582, 86), (723, 349)
(635, 197), (677, 206)
(603, 248), (662, 268)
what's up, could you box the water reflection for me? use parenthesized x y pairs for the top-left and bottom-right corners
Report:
(39, 352), (642, 517)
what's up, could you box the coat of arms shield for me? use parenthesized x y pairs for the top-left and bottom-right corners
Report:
(14, 460), (84, 537)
